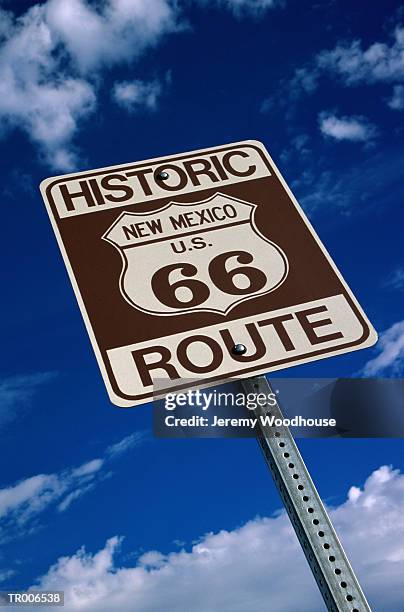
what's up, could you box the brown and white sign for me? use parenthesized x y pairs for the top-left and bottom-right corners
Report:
(40, 141), (377, 406)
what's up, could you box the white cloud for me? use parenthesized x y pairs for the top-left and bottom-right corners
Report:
(1, 474), (64, 523)
(288, 138), (404, 216)
(45, 0), (178, 74)
(0, 569), (16, 583)
(278, 23), (404, 111)
(0, 8), (12, 41)
(0, 4), (95, 170)
(198, 0), (280, 17)
(317, 25), (404, 86)
(279, 134), (311, 165)
(112, 79), (162, 113)
(292, 133), (310, 152)
(0, 0), (179, 170)
(319, 112), (377, 142)
(0, 432), (146, 541)
(261, 65), (317, 113)
(29, 465), (404, 611)
(0, 467), (102, 529)
(106, 432), (146, 458)
(384, 267), (404, 290)
(290, 66), (319, 96)
(57, 483), (98, 513)
(291, 166), (358, 215)
(71, 459), (104, 478)
(360, 320), (404, 376)
(0, 0), (283, 169)
(0, 372), (57, 429)
(388, 84), (404, 110)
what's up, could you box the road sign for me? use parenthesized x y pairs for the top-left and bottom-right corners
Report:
(40, 141), (377, 406)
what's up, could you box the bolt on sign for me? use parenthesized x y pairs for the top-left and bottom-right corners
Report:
(40, 141), (377, 407)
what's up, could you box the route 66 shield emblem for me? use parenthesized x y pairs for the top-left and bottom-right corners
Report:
(102, 192), (288, 316)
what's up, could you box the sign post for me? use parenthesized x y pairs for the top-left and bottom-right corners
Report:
(242, 375), (371, 612)
(40, 140), (377, 610)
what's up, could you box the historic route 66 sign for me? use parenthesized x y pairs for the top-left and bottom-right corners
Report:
(102, 193), (288, 316)
(40, 141), (377, 407)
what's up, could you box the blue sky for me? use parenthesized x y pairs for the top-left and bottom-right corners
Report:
(0, 0), (403, 609)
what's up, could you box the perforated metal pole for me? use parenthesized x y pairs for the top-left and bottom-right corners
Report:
(241, 375), (371, 612)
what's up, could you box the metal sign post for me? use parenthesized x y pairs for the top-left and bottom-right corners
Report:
(242, 376), (371, 612)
